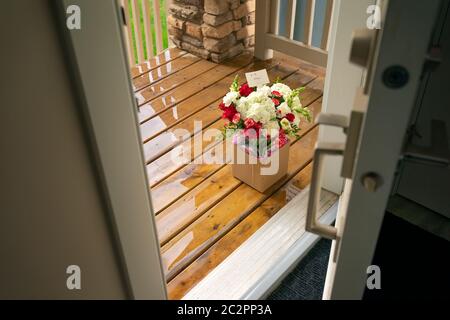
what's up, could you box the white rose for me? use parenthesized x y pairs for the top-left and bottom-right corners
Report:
(277, 102), (291, 117)
(223, 91), (240, 107)
(256, 85), (272, 97)
(271, 83), (292, 98)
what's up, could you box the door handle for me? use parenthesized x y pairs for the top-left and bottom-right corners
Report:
(306, 114), (348, 240)
(306, 90), (366, 240)
(306, 141), (344, 240)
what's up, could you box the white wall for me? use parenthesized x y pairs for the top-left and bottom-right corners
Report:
(0, 1), (128, 299)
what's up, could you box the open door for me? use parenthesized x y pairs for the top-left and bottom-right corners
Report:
(57, 0), (167, 299)
(306, 0), (442, 299)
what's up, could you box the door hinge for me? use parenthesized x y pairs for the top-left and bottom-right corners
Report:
(121, 6), (127, 26)
(424, 46), (442, 73)
(402, 119), (449, 167)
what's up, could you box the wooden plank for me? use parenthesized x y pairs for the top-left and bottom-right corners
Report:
(139, 56), (267, 143)
(156, 165), (240, 245)
(168, 164), (314, 299)
(142, 0), (155, 59)
(135, 59), (217, 105)
(182, 187), (337, 300)
(161, 127), (320, 281)
(137, 53), (254, 124)
(131, 0), (145, 64)
(149, 79), (324, 207)
(130, 48), (186, 78)
(285, 0), (297, 39)
(132, 54), (201, 91)
(320, 0), (334, 50)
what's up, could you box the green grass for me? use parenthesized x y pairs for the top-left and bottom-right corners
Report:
(128, 0), (169, 64)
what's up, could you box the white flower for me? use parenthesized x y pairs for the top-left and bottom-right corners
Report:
(271, 83), (292, 98)
(246, 89), (267, 101)
(291, 96), (303, 112)
(223, 91), (240, 107)
(280, 118), (292, 131)
(237, 88), (276, 123)
(235, 96), (249, 117)
(276, 102), (291, 117)
(246, 102), (276, 125)
(256, 85), (272, 96)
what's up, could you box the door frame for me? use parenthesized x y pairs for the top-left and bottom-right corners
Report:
(55, 0), (167, 299)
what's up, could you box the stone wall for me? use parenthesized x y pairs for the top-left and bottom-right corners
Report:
(168, 0), (255, 63)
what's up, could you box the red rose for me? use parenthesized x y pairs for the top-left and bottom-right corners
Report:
(244, 118), (262, 138)
(219, 102), (226, 110)
(272, 98), (280, 106)
(278, 129), (288, 148)
(239, 83), (253, 97)
(222, 106), (237, 121)
(285, 113), (295, 122)
(232, 112), (241, 124)
(272, 91), (282, 97)
(244, 118), (256, 129)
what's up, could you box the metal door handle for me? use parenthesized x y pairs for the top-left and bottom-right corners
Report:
(306, 114), (348, 240)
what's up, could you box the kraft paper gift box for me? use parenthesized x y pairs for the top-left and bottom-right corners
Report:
(231, 141), (289, 193)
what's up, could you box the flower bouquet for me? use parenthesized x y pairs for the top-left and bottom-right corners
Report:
(219, 74), (312, 192)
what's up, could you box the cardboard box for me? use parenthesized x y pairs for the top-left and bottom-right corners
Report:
(231, 142), (289, 193)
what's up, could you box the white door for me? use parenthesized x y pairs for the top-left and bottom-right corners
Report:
(306, 0), (442, 299)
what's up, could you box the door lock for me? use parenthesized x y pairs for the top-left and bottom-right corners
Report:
(361, 172), (383, 192)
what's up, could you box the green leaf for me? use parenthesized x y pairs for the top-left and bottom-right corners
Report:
(230, 74), (240, 92)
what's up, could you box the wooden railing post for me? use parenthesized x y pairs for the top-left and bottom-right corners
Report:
(254, 0), (273, 60)
(303, 0), (315, 46)
(285, 0), (297, 39)
(321, 0), (334, 50)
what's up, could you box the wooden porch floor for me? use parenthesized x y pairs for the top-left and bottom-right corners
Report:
(130, 48), (326, 299)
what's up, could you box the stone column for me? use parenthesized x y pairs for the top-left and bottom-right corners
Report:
(168, 0), (255, 63)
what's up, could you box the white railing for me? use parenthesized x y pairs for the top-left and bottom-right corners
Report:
(120, 0), (170, 66)
(255, 0), (334, 67)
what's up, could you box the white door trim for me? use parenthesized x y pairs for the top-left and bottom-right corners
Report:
(56, 0), (167, 299)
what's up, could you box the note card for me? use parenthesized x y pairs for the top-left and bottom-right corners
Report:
(245, 69), (270, 87)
